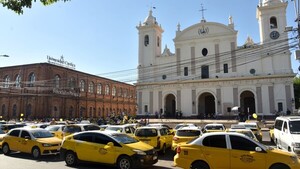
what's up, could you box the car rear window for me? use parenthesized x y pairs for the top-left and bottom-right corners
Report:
(83, 125), (100, 131)
(177, 130), (201, 137)
(205, 125), (224, 130)
(64, 126), (82, 133)
(135, 128), (158, 137)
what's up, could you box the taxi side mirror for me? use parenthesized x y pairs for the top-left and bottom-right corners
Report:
(107, 142), (114, 147)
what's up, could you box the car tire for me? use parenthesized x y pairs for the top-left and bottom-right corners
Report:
(270, 164), (290, 169)
(65, 151), (78, 166)
(117, 155), (132, 169)
(191, 161), (210, 169)
(2, 143), (11, 155)
(32, 147), (41, 159)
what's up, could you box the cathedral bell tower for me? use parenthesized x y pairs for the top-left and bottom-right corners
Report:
(136, 9), (164, 83)
(256, 0), (288, 44)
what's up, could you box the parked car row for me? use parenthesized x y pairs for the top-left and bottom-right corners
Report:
(0, 119), (299, 169)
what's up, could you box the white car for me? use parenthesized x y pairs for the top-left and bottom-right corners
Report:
(105, 124), (136, 137)
(273, 116), (300, 155)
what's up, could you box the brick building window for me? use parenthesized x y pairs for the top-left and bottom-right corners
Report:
(54, 75), (60, 88)
(119, 87), (123, 97)
(4, 75), (10, 88)
(105, 84), (110, 95)
(80, 80), (85, 92)
(15, 74), (21, 88)
(1, 104), (6, 116)
(68, 77), (76, 89)
(124, 89), (128, 98)
(88, 82), (94, 93)
(28, 73), (35, 87)
(112, 86), (116, 96)
(97, 83), (102, 94)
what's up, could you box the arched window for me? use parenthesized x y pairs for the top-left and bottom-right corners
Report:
(124, 89), (128, 98)
(112, 86), (117, 96)
(119, 87), (123, 97)
(97, 83), (102, 94)
(80, 80), (85, 92)
(28, 73), (35, 87)
(13, 104), (17, 117)
(1, 104), (6, 116)
(144, 35), (149, 46)
(68, 77), (76, 89)
(54, 75), (60, 88)
(15, 74), (21, 88)
(270, 17), (277, 29)
(4, 75), (10, 88)
(88, 82), (94, 93)
(105, 84), (110, 95)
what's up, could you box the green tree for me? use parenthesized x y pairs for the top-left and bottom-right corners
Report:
(0, 0), (69, 14)
(293, 76), (300, 110)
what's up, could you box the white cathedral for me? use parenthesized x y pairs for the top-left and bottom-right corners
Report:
(136, 0), (295, 119)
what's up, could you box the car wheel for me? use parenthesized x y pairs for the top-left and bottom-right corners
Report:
(65, 151), (77, 166)
(270, 164), (290, 169)
(2, 143), (11, 155)
(117, 155), (132, 169)
(191, 161), (210, 169)
(32, 147), (41, 159)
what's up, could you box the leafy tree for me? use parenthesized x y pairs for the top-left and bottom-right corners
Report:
(0, 0), (70, 14)
(293, 76), (300, 109)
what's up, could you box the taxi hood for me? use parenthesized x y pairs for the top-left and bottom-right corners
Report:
(126, 141), (154, 151)
(36, 137), (62, 144)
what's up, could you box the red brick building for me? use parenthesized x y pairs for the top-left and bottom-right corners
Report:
(0, 63), (136, 121)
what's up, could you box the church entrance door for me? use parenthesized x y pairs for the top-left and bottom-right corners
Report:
(198, 93), (215, 119)
(240, 91), (256, 120)
(164, 94), (176, 118)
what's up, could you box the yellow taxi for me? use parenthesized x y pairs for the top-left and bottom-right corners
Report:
(174, 132), (300, 169)
(45, 124), (66, 139)
(60, 130), (158, 169)
(1, 128), (62, 158)
(172, 126), (202, 151)
(0, 128), (6, 148)
(134, 126), (173, 154)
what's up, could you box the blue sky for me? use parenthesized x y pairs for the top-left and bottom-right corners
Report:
(0, 0), (298, 83)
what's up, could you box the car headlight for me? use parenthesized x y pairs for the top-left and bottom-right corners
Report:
(42, 143), (52, 147)
(133, 149), (146, 155)
(290, 155), (299, 164)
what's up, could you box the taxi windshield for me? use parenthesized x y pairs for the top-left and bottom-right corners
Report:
(112, 134), (138, 144)
(31, 130), (53, 138)
(289, 121), (300, 134)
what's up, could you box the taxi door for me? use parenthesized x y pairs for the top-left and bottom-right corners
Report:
(75, 139), (101, 162)
(19, 130), (35, 153)
(229, 135), (266, 169)
(201, 135), (230, 169)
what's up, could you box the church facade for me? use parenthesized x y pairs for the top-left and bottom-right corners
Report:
(136, 0), (295, 119)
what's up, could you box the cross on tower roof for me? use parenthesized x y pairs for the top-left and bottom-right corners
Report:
(199, 3), (207, 22)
